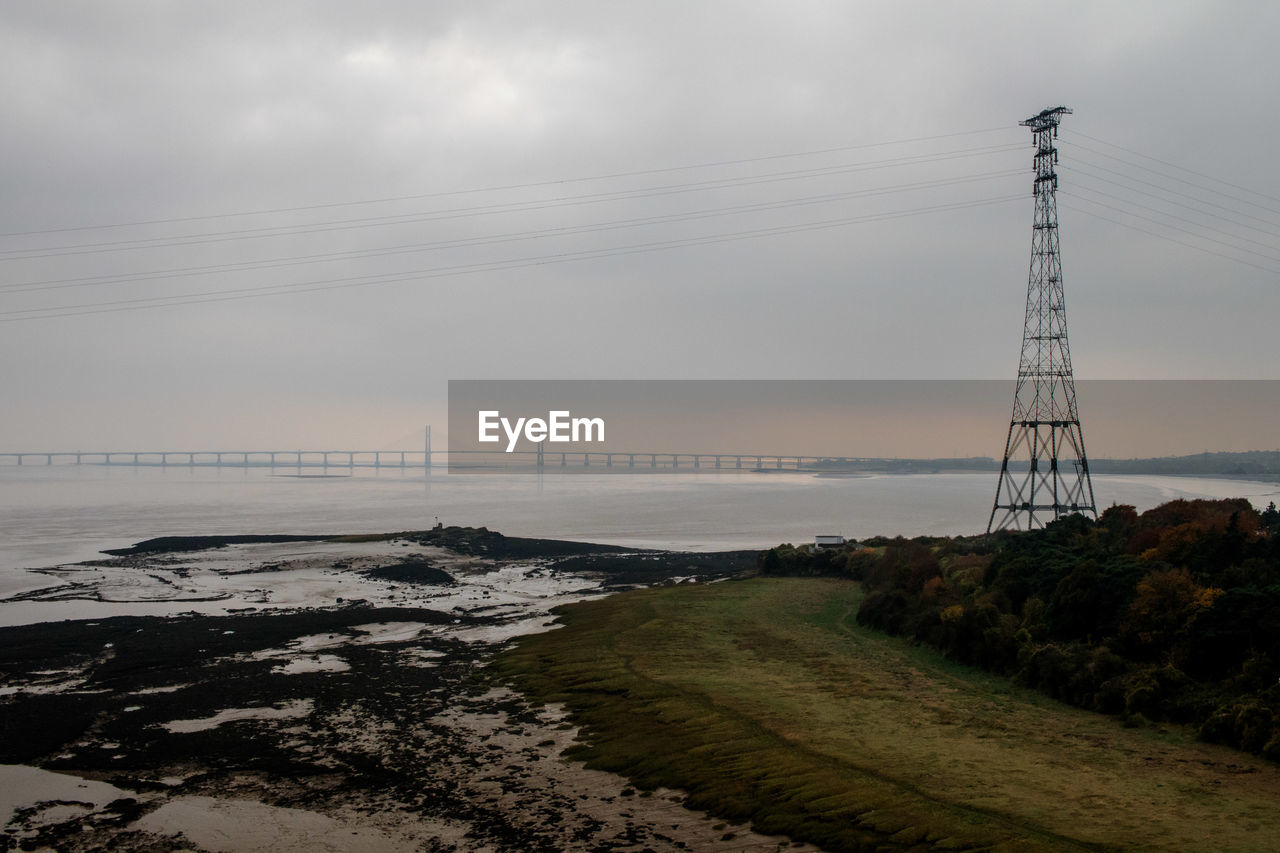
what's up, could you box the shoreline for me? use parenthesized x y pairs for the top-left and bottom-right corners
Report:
(0, 529), (775, 851)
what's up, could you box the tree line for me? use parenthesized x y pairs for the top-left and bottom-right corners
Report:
(759, 499), (1280, 759)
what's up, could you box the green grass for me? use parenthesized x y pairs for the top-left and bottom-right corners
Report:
(492, 577), (1280, 852)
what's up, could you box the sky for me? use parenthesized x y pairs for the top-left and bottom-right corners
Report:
(1, 1), (1277, 452)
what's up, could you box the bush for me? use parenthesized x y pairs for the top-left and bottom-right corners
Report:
(1199, 699), (1279, 755)
(774, 497), (1280, 762)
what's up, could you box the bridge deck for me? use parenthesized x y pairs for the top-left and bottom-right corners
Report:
(0, 449), (860, 471)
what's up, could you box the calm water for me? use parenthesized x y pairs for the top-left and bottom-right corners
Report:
(2, 465), (1277, 573)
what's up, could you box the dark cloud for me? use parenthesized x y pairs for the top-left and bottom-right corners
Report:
(1, 1), (1275, 449)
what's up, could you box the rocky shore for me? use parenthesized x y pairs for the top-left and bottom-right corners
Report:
(0, 529), (811, 852)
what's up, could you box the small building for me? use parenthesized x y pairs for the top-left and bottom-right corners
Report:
(811, 535), (845, 553)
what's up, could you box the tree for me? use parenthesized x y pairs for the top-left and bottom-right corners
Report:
(1120, 567), (1221, 661)
(1262, 501), (1280, 535)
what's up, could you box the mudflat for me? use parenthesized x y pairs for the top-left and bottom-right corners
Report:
(2, 530), (786, 851)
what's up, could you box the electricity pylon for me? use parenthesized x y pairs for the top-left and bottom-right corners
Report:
(988, 107), (1097, 533)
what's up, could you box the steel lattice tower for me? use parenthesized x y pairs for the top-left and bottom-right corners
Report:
(988, 107), (1097, 533)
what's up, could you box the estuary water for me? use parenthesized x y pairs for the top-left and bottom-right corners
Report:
(3, 464), (1277, 576)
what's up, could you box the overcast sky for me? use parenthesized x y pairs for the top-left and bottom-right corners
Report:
(1, 1), (1276, 451)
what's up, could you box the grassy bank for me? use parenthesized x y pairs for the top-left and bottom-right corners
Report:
(493, 577), (1280, 851)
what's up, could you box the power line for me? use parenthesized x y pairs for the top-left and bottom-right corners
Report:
(0, 142), (1023, 261)
(9, 124), (1267, 323)
(0, 125), (1018, 239)
(1, 194), (1023, 322)
(1061, 198), (1280, 276)
(1064, 162), (1280, 237)
(0, 168), (1023, 295)
(1064, 185), (1280, 263)
(1061, 189), (1280, 266)
(1072, 130), (1280, 207)
(1063, 138), (1280, 218)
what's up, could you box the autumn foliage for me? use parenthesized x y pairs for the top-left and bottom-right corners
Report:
(759, 498), (1280, 761)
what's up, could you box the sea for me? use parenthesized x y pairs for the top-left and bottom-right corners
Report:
(3, 464), (1277, 577)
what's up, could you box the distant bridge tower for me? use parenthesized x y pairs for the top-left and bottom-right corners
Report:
(988, 107), (1097, 533)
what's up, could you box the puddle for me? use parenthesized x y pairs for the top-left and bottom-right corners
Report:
(163, 699), (314, 734)
(271, 655), (350, 675)
(133, 795), (416, 853)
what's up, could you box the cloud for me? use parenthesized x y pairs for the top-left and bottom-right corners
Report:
(0, 1), (1275, 448)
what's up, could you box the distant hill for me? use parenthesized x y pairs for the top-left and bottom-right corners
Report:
(1090, 450), (1280, 482)
(806, 451), (1280, 483)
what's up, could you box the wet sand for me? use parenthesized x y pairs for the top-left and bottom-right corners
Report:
(0, 528), (793, 851)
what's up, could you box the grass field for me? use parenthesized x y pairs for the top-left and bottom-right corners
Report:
(492, 577), (1280, 852)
